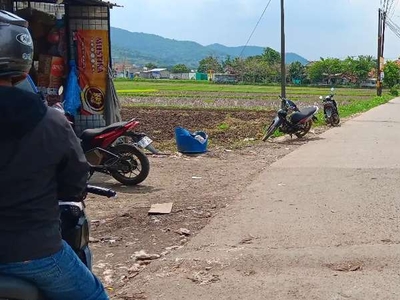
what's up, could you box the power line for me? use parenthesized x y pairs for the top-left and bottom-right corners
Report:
(388, 0), (398, 15)
(391, 0), (399, 16)
(386, 16), (400, 38)
(382, 0), (398, 15)
(239, 0), (273, 58)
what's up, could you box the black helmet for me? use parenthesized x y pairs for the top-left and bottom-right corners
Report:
(0, 10), (33, 77)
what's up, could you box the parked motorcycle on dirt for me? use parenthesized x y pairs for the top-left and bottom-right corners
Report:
(0, 185), (117, 300)
(320, 88), (340, 126)
(262, 96), (319, 141)
(81, 119), (150, 186)
(54, 86), (151, 185)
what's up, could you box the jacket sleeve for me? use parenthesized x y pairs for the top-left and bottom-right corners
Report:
(57, 119), (90, 201)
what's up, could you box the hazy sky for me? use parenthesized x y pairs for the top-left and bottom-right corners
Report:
(110, 0), (400, 61)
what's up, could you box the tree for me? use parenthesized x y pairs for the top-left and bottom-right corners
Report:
(243, 56), (270, 83)
(383, 61), (400, 88)
(307, 58), (344, 83)
(227, 57), (246, 78)
(343, 55), (375, 83)
(288, 61), (306, 82)
(145, 63), (157, 70)
(262, 47), (281, 65)
(171, 64), (190, 73)
(197, 56), (223, 73)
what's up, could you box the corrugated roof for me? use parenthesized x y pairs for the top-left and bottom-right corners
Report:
(67, 0), (121, 7)
(25, 0), (121, 8)
(150, 68), (168, 72)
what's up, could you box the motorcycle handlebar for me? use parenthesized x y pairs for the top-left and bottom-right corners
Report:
(87, 185), (117, 198)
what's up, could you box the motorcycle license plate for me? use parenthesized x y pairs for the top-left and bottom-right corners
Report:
(137, 136), (153, 148)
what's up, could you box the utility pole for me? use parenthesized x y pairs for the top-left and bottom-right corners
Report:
(280, 0), (286, 98)
(377, 8), (387, 96)
(377, 8), (382, 96)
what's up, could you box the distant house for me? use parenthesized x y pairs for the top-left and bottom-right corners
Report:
(321, 73), (357, 85)
(113, 63), (141, 79)
(149, 68), (170, 79)
(138, 68), (169, 79)
(113, 63), (126, 78)
(126, 66), (141, 79)
(209, 73), (237, 84)
(170, 72), (196, 80)
(360, 78), (377, 88)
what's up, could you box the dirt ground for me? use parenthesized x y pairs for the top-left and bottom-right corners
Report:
(86, 107), (329, 299)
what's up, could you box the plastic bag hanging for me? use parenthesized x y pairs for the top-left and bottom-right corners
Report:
(63, 60), (81, 117)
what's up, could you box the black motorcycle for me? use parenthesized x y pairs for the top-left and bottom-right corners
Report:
(0, 185), (116, 300)
(320, 88), (340, 126)
(262, 96), (319, 141)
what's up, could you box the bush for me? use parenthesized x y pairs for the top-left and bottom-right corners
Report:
(390, 87), (399, 96)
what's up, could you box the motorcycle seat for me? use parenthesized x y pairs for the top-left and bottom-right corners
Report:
(80, 121), (127, 140)
(0, 275), (41, 300)
(291, 107), (317, 124)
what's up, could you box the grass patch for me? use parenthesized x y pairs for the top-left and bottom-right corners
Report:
(313, 94), (393, 127)
(118, 89), (158, 94)
(338, 95), (393, 118)
(218, 123), (230, 131)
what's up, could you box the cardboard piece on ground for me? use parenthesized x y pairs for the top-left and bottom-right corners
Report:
(148, 203), (173, 215)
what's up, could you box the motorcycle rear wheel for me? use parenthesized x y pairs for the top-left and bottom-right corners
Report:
(331, 113), (340, 126)
(110, 144), (150, 185)
(262, 121), (278, 141)
(295, 120), (312, 138)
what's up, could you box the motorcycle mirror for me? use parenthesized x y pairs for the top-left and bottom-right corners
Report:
(58, 85), (64, 96)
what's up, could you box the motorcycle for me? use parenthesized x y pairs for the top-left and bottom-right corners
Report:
(0, 185), (117, 300)
(52, 86), (151, 186)
(81, 119), (150, 186)
(58, 85), (159, 156)
(320, 88), (340, 126)
(16, 79), (159, 156)
(262, 95), (319, 141)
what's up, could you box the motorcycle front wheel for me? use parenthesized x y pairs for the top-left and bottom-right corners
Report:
(262, 120), (279, 141)
(295, 120), (312, 138)
(109, 144), (150, 185)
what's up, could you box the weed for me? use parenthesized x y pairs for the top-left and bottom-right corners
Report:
(218, 123), (230, 131)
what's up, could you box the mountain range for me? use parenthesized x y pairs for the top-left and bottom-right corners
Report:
(110, 27), (309, 69)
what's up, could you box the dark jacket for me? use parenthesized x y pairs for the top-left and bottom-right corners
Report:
(0, 86), (89, 263)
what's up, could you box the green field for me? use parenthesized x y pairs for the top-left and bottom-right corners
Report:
(115, 79), (381, 111)
(116, 79), (393, 149)
(115, 80), (375, 96)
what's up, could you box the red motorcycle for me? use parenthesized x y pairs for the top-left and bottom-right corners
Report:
(81, 119), (150, 186)
(16, 80), (151, 186)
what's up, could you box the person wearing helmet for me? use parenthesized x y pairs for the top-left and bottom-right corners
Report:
(0, 11), (109, 300)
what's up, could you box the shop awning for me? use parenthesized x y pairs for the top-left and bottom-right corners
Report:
(23, 0), (121, 8)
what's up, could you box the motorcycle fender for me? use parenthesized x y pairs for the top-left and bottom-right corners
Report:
(325, 108), (332, 118)
(273, 116), (283, 129)
(126, 132), (155, 151)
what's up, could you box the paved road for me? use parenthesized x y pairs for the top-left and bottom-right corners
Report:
(132, 98), (400, 300)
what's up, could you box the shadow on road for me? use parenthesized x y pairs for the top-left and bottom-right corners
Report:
(270, 135), (325, 145)
(89, 175), (163, 195)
